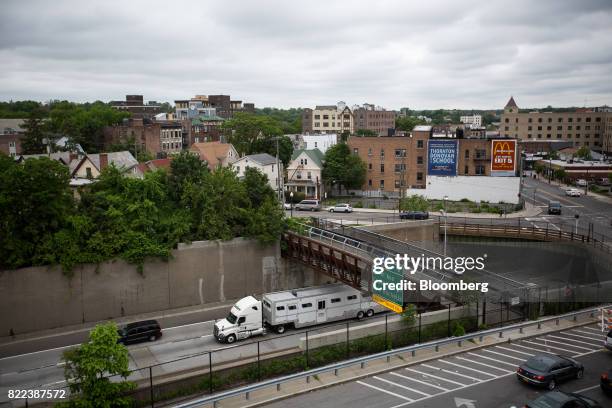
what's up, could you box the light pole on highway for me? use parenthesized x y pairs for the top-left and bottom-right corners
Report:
(574, 214), (579, 234)
(290, 191), (294, 218)
(443, 195), (448, 257)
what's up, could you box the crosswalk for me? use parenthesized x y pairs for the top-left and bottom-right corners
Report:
(355, 325), (606, 408)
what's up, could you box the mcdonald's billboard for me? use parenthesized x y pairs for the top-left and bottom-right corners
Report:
(491, 140), (516, 176)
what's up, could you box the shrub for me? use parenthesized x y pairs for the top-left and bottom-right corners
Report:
(452, 322), (466, 337)
(354, 201), (363, 208)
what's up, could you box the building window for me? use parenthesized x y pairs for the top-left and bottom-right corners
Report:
(323, 115), (329, 120)
(547, 134), (551, 139)
(568, 118), (573, 122)
(394, 164), (406, 173)
(475, 165), (485, 175)
(558, 118), (563, 123)
(576, 125), (581, 130)
(505, 118), (509, 123)
(528, 118), (532, 123)
(368, 163), (372, 170)
(380, 149), (385, 157)
(557, 126), (562, 131)
(556, 134), (562, 139)
(538, 118), (542, 123)
(307, 171), (312, 179)
(505, 126), (509, 131)
(464, 165), (469, 175)
(537, 126), (542, 131)
(417, 140), (424, 148)
(416, 172), (423, 181)
(577, 117), (582, 122)
(394, 149), (406, 157)
(323, 122), (329, 127)
(368, 148), (372, 156)
(380, 163), (385, 173)
(528, 126), (532, 131)
(417, 156), (424, 164)
(464, 150), (470, 158)
(314, 122), (320, 127)
(395, 180), (400, 188)
(368, 179), (372, 187)
(547, 118), (552, 123)
(380, 180), (385, 189)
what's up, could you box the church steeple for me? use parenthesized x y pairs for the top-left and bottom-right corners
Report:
(504, 96), (518, 114)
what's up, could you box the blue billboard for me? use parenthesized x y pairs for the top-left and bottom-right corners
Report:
(427, 140), (458, 176)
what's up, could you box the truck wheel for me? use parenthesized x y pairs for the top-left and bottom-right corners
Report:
(357, 311), (365, 320)
(275, 325), (286, 334)
(366, 309), (374, 318)
(226, 334), (236, 344)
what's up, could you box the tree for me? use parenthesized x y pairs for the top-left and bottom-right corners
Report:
(168, 151), (209, 201)
(59, 323), (135, 408)
(243, 167), (275, 207)
(355, 129), (377, 137)
(575, 146), (592, 160)
(251, 135), (293, 167)
(322, 143), (367, 195)
(20, 109), (48, 154)
(400, 195), (429, 211)
(553, 168), (566, 182)
(395, 116), (425, 132)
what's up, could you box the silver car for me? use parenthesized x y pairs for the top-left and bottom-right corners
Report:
(295, 200), (321, 211)
(329, 203), (353, 213)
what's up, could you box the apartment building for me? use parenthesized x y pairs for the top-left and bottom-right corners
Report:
(110, 95), (162, 119)
(0, 119), (25, 157)
(301, 102), (354, 134)
(104, 118), (184, 158)
(460, 114), (482, 129)
(499, 96), (611, 154)
(347, 127), (430, 193)
(353, 104), (396, 136)
(175, 95), (255, 120)
(160, 122), (183, 155)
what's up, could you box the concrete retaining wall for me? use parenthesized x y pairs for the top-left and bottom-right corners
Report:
(0, 238), (323, 336)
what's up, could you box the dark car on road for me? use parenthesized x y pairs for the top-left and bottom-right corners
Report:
(399, 211), (429, 220)
(117, 320), (162, 345)
(548, 201), (562, 215)
(605, 329), (612, 351)
(524, 391), (601, 408)
(601, 368), (612, 395)
(516, 354), (583, 390)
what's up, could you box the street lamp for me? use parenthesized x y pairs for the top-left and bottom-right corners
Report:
(443, 195), (448, 257)
(290, 191), (294, 218)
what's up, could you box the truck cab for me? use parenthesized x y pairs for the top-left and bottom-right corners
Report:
(213, 296), (265, 343)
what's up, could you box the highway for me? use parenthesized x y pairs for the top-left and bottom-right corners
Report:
(263, 323), (612, 408)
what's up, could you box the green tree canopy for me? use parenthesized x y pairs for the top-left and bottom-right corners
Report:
(575, 146), (592, 160)
(400, 195), (429, 211)
(59, 322), (135, 408)
(395, 116), (426, 132)
(20, 108), (48, 154)
(322, 143), (367, 194)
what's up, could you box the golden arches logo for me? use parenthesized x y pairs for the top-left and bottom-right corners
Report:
(493, 141), (512, 154)
(492, 140), (516, 172)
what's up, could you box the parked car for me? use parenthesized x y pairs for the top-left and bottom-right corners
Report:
(601, 369), (612, 396)
(117, 320), (162, 345)
(516, 354), (583, 390)
(576, 179), (588, 187)
(548, 201), (562, 215)
(596, 177), (610, 186)
(329, 203), (353, 213)
(524, 391), (601, 408)
(605, 329), (612, 351)
(565, 188), (582, 197)
(400, 211), (429, 220)
(294, 199), (321, 211)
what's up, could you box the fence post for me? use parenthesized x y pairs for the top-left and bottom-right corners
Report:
(150, 366), (154, 408)
(257, 341), (261, 381)
(476, 300), (479, 327)
(385, 314), (388, 349)
(418, 313), (422, 343)
(209, 352), (213, 394)
(500, 303), (503, 327)
(482, 298), (487, 326)
(346, 321), (350, 358)
(306, 331), (309, 367)
(447, 304), (451, 337)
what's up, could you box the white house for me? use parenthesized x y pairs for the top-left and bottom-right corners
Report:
(302, 133), (337, 154)
(232, 153), (282, 192)
(286, 149), (324, 199)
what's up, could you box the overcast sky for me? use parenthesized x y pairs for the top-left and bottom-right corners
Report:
(1, 0), (611, 110)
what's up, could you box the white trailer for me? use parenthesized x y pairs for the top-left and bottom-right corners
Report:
(213, 283), (383, 343)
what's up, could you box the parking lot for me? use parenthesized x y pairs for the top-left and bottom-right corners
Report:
(263, 324), (611, 408)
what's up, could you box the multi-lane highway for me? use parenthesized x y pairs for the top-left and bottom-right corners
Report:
(263, 324), (612, 408)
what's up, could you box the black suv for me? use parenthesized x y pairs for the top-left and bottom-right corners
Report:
(548, 201), (562, 215)
(117, 320), (162, 345)
(400, 211), (429, 220)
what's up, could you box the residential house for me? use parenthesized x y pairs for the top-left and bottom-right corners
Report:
(70, 151), (140, 180)
(232, 153), (282, 193)
(0, 119), (25, 157)
(189, 141), (239, 169)
(286, 149), (324, 199)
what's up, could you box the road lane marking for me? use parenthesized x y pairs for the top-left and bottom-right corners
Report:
(437, 359), (497, 378)
(521, 339), (584, 354)
(540, 336), (595, 351)
(389, 372), (450, 391)
(373, 376), (432, 397)
(509, 343), (555, 355)
(466, 352), (517, 367)
(404, 367), (466, 386)
(570, 329), (605, 340)
(0, 344), (79, 361)
(577, 326), (605, 333)
(356, 380), (413, 401)
(420, 363), (482, 383)
(494, 346), (534, 357)
(480, 349), (525, 361)
(573, 384), (601, 394)
(454, 356), (513, 373)
(553, 333), (604, 346)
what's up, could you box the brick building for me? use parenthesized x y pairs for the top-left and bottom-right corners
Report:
(110, 95), (162, 119)
(104, 118), (168, 158)
(0, 119), (25, 157)
(175, 95), (255, 120)
(353, 104), (396, 136)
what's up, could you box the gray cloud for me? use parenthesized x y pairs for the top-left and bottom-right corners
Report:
(1, 0), (611, 109)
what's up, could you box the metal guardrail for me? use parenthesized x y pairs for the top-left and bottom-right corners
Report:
(173, 304), (610, 408)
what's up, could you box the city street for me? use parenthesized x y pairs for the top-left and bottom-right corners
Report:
(263, 324), (612, 408)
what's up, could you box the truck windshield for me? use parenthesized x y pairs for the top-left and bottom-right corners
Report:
(226, 312), (238, 324)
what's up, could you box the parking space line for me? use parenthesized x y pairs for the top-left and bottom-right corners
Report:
(509, 342), (555, 355)
(389, 372), (450, 391)
(420, 363), (481, 383)
(481, 349), (525, 361)
(494, 346), (534, 356)
(580, 326), (603, 333)
(521, 339), (582, 354)
(570, 329), (605, 340)
(555, 333), (605, 346)
(454, 356), (513, 373)
(572, 384), (600, 394)
(437, 359), (497, 378)
(404, 368), (466, 387)
(466, 352), (517, 367)
(540, 336), (594, 351)
(373, 376), (432, 397)
(356, 380), (413, 402)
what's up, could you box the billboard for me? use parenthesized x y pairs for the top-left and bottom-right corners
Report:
(491, 140), (517, 176)
(372, 265), (404, 313)
(427, 140), (458, 176)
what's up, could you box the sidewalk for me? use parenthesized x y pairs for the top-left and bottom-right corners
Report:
(205, 313), (600, 408)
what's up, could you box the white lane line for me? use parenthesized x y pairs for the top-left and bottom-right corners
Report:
(540, 336), (595, 351)
(570, 329), (605, 340)
(387, 372), (516, 408)
(373, 376), (431, 397)
(580, 326), (604, 333)
(454, 356), (513, 373)
(356, 380), (413, 402)
(494, 346), (534, 357)
(389, 372), (450, 391)
(437, 359), (497, 378)
(522, 339), (585, 354)
(466, 352), (517, 367)
(509, 343), (555, 355)
(420, 363), (482, 383)
(555, 332), (605, 346)
(549, 333), (601, 347)
(404, 367), (465, 387)
(481, 349), (525, 361)
(0, 343), (79, 361)
(573, 384), (600, 394)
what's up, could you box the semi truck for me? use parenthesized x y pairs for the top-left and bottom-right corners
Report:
(213, 283), (383, 343)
